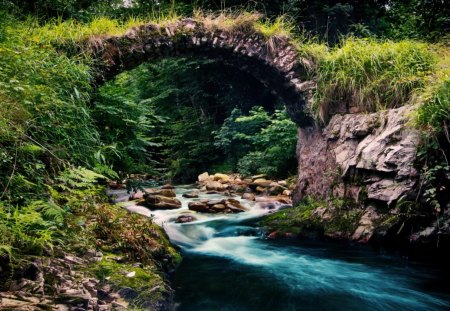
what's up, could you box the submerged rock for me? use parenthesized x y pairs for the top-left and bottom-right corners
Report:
(242, 193), (256, 201)
(175, 215), (197, 223)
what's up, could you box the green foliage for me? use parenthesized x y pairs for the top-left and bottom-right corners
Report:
(0, 201), (65, 256)
(94, 57), (283, 181)
(0, 167), (105, 262)
(93, 70), (164, 175)
(261, 197), (324, 235)
(56, 167), (106, 191)
(0, 13), (100, 205)
(215, 107), (298, 177)
(311, 38), (437, 122)
(262, 196), (362, 237)
(88, 257), (171, 309)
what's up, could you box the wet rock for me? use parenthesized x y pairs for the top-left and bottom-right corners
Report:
(242, 193), (255, 201)
(175, 215), (197, 223)
(142, 195), (182, 210)
(206, 199), (226, 206)
(146, 188), (177, 198)
(211, 204), (227, 211)
(256, 196), (292, 209)
(226, 199), (246, 210)
(189, 199), (245, 213)
(182, 191), (199, 198)
(188, 201), (210, 213)
(267, 231), (278, 239)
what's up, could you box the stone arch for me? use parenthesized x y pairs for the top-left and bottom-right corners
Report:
(86, 18), (315, 127)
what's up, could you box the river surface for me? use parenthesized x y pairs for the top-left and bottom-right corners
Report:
(121, 186), (450, 311)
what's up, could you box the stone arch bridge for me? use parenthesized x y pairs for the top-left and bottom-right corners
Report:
(86, 18), (315, 127)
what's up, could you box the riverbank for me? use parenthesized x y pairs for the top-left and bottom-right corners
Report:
(0, 173), (180, 311)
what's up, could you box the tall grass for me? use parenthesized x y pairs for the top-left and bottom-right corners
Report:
(413, 45), (450, 133)
(311, 38), (437, 122)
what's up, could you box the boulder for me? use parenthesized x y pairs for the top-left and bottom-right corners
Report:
(182, 191), (199, 198)
(205, 180), (228, 191)
(145, 188), (176, 198)
(198, 172), (210, 182)
(251, 174), (267, 181)
(256, 186), (266, 193)
(188, 199), (245, 213)
(188, 201), (210, 213)
(175, 215), (197, 223)
(143, 195), (181, 210)
(206, 199), (226, 206)
(225, 203), (245, 213)
(214, 173), (231, 183)
(282, 190), (292, 196)
(242, 193), (255, 201)
(211, 204), (227, 211)
(252, 178), (272, 188)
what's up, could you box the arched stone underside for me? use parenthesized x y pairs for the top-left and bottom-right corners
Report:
(86, 18), (315, 127)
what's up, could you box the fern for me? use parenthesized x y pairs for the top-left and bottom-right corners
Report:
(0, 244), (12, 259)
(29, 200), (66, 225)
(56, 167), (107, 190)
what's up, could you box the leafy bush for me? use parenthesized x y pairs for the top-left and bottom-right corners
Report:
(215, 107), (298, 178)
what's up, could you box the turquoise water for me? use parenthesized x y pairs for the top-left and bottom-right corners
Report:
(124, 187), (450, 311)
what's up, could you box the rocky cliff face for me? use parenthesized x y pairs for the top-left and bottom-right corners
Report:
(294, 105), (420, 206)
(292, 105), (428, 244)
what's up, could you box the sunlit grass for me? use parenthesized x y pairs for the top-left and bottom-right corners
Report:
(412, 44), (450, 133)
(310, 38), (438, 122)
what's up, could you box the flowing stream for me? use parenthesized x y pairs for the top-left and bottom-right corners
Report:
(121, 186), (450, 311)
